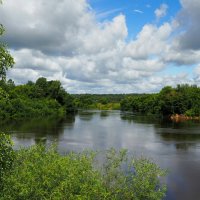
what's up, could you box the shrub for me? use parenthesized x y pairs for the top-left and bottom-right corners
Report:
(0, 133), (14, 190)
(0, 145), (167, 200)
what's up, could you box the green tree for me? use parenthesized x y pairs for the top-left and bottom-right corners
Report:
(0, 24), (14, 80)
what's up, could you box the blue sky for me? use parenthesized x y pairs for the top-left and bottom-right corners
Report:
(90, 0), (181, 38)
(1, 0), (200, 93)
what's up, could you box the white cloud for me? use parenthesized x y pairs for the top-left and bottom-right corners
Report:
(125, 23), (172, 59)
(161, 0), (200, 65)
(1, 0), (200, 93)
(193, 65), (200, 83)
(96, 8), (122, 19)
(0, 0), (94, 55)
(155, 4), (168, 20)
(133, 9), (143, 14)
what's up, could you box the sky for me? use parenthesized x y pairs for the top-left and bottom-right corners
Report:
(1, 0), (200, 94)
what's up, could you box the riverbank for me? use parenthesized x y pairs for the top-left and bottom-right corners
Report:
(170, 114), (200, 122)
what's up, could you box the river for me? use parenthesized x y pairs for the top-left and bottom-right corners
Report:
(3, 110), (200, 200)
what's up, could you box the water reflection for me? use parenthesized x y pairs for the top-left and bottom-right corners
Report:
(175, 143), (196, 151)
(3, 116), (75, 148)
(2, 110), (200, 200)
(78, 110), (95, 121)
(157, 132), (200, 142)
(100, 111), (110, 118)
(120, 112), (162, 124)
(121, 112), (200, 151)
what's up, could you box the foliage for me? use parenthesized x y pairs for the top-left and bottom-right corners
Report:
(0, 144), (167, 200)
(95, 102), (120, 110)
(101, 148), (166, 200)
(0, 133), (14, 190)
(0, 78), (76, 120)
(0, 24), (15, 80)
(120, 84), (200, 117)
(73, 94), (125, 110)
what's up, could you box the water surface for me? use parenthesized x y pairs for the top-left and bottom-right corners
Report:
(3, 110), (200, 200)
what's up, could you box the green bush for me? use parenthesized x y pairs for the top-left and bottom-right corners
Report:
(0, 145), (167, 200)
(0, 133), (14, 190)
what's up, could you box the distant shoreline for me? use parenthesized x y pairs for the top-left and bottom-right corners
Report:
(170, 114), (200, 122)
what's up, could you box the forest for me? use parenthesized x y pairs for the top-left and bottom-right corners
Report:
(73, 94), (124, 110)
(120, 84), (200, 117)
(0, 78), (76, 120)
(72, 84), (200, 119)
(1, 78), (200, 122)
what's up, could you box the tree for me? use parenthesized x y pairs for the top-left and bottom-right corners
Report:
(0, 23), (15, 80)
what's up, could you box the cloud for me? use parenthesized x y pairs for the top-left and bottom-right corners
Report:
(1, 0), (200, 93)
(163, 46), (200, 65)
(175, 0), (200, 50)
(0, 0), (94, 56)
(96, 8), (123, 19)
(161, 0), (200, 65)
(155, 4), (168, 20)
(193, 64), (200, 83)
(125, 23), (172, 59)
(133, 9), (143, 14)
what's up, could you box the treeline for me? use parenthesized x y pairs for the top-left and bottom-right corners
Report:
(0, 133), (167, 200)
(72, 94), (126, 110)
(1, 77), (153, 118)
(121, 84), (200, 116)
(0, 77), (76, 120)
(1, 77), (200, 119)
